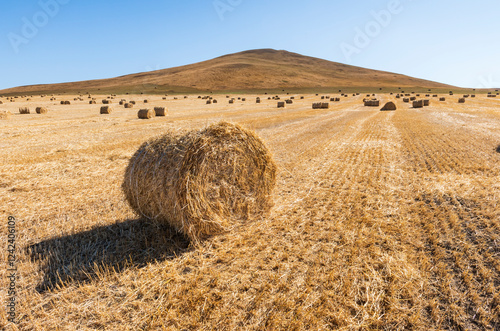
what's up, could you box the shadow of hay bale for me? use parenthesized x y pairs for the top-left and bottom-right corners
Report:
(26, 218), (190, 293)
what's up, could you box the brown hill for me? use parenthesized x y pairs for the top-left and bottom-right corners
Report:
(0, 49), (455, 95)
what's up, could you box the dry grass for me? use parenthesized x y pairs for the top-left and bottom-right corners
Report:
(0, 110), (11, 119)
(0, 93), (499, 330)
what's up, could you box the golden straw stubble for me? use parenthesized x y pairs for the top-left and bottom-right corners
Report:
(122, 122), (277, 241)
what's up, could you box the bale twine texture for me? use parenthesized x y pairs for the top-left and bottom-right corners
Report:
(122, 122), (277, 241)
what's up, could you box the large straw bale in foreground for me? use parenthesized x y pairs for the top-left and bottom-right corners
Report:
(122, 122), (277, 241)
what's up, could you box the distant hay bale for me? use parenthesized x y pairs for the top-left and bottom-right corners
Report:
(256, 98), (261, 103)
(124, 103), (133, 108)
(413, 100), (424, 108)
(300, 96), (304, 99)
(285, 99), (293, 104)
(162, 97), (167, 100)
(364, 100), (380, 107)
(119, 100), (125, 105)
(229, 99), (234, 104)
(241, 98), (246, 101)
(496, 144), (500, 153)
(19, 107), (30, 114)
(458, 98), (466, 103)
(396, 95), (401, 99)
(410, 97), (416, 101)
(102, 99), (111, 104)
(122, 122), (277, 241)
(380, 102), (396, 111)
(277, 101), (285, 108)
(206, 100), (212, 104)
(144, 100), (149, 103)
(100, 106), (112, 114)
(423, 100), (430, 106)
(439, 97), (446, 101)
(0, 110), (11, 120)
(89, 100), (96, 104)
(138, 109), (155, 119)
(154, 107), (167, 116)
(130, 101), (136, 104)
(36, 107), (48, 114)
(312, 103), (329, 109)
(213, 99), (218, 104)
(471, 95), (476, 98)
(433, 95), (438, 97)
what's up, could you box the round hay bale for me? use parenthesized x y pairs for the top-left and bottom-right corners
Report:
(0, 110), (11, 120)
(154, 107), (167, 116)
(100, 106), (112, 114)
(138, 108), (155, 119)
(19, 107), (30, 114)
(206, 100), (212, 104)
(36, 107), (48, 114)
(277, 101), (285, 108)
(89, 100), (96, 104)
(130, 101), (136, 105)
(439, 97), (446, 101)
(124, 103), (133, 108)
(229, 99), (234, 104)
(458, 98), (466, 103)
(65, 101), (71, 105)
(122, 122), (277, 241)
(423, 100), (430, 106)
(381, 102), (396, 111)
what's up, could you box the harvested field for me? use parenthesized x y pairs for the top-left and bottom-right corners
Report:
(0, 93), (499, 330)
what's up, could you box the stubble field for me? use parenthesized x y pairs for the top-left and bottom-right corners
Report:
(1, 93), (499, 330)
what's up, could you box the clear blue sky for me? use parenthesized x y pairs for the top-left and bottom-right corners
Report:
(1, 0), (499, 90)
